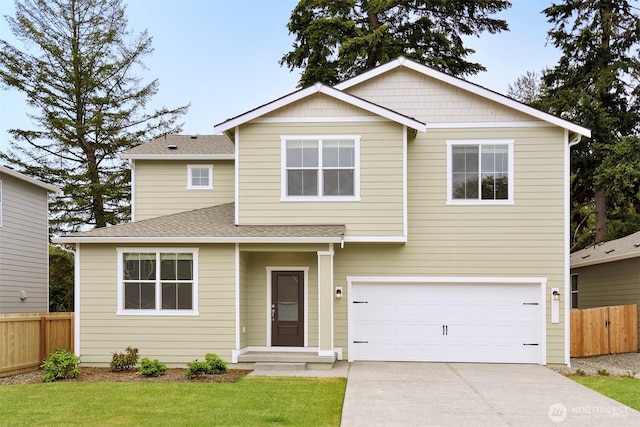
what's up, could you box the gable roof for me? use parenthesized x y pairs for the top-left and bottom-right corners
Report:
(334, 57), (591, 138)
(570, 231), (640, 268)
(214, 83), (427, 134)
(0, 165), (62, 195)
(52, 203), (345, 244)
(120, 134), (234, 160)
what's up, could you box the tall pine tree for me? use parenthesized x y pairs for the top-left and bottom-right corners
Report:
(540, 0), (640, 247)
(280, 0), (511, 87)
(0, 0), (188, 233)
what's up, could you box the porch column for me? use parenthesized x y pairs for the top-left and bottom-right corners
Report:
(317, 246), (334, 357)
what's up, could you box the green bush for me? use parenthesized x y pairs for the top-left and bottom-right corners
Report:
(186, 353), (228, 379)
(110, 346), (139, 372)
(139, 358), (167, 377)
(41, 348), (80, 382)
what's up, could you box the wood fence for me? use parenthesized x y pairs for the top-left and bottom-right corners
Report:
(0, 312), (74, 378)
(571, 304), (638, 357)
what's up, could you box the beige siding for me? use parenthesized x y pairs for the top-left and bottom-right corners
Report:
(573, 258), (640, 344)
(134, 160), (234, 221)
(331, 125), (568, 364)
(0, 173), (50, 313)
(78, 243), (236, 366)
(344, 67), (536, 124)
(265, 93), (377, 118)
(238, 118), (405, 237)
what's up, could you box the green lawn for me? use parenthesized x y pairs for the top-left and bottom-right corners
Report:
(0, 376), (346, 426)
(571, 376), (640, 411)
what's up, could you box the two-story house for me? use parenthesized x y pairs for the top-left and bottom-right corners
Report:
(54, 57), (590, 368)
(1, 165), (61, 313)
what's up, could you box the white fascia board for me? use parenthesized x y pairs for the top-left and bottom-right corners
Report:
(335, 56), (591, 138)
(0, 167), (63, 195)
(51, 236), (343, 245)
(214, 83), (427, 134)
(119, 154), (235, 160)
(571, 252), (640, 269)
(342, 235), (407, 243)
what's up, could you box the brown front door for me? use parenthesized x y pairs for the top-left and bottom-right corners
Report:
(271, 271), (304, 347)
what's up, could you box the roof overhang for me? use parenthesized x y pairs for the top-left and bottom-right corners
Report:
(214, 83), (427, 134)
(571, 252), (640, 269)
(119, 154), (235, 160)
(52, 236), (344, 245)
(0, 166), (63, 195)
(335, 57), (591, 139)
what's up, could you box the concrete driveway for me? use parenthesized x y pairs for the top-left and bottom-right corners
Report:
(341, 362), (640, 426)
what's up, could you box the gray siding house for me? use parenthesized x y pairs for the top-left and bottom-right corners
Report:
(570, 231), (640, 348)
(0, 166), (61, 313)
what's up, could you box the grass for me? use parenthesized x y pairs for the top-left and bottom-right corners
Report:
(0, 376), (346, 426)
(570, 376), (640, 411)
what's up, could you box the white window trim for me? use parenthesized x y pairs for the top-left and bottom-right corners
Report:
(446, 139), (515, 205)
(116, 248), (199, 316)
(280, 135), (361, 201)
(187, 164), (214, 190)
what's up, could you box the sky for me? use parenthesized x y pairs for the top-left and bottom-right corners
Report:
(0, 0), (564, 150)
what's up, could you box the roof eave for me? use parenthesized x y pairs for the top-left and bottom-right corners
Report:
(571, 252), (640, 269)
(52, 236), (344, 245)
(1, 166), (63, 195)
(214, 83), (427, 134)
(119, 154), (235, 160)
(335, 56), (591, 138)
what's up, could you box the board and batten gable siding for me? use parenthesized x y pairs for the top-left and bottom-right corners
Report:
(343, 66), (535, 124)
(0, 173), (49, 313)
(331, 125), (569, 364)
(573, 258), (640, 344)
(238, 98), (405, 237)
(77, 243), (236, 365)
(133, 160), (234, 221)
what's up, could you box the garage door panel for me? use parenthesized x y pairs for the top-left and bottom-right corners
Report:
(350, 281), (542, 364)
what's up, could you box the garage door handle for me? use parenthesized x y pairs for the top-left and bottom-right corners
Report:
(443, 325), (448, 335)
(353, 341), (369, 344)
(353, 301), (368, 304)
(523, 302), (539, 305)
(523, 343), (539, 346)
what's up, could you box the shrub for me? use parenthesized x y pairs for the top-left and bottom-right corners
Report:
(575, 368), (586, 376)
(186, 353), (228, 379)
(110, 346), (139, 372)
(139, 358), (167, 377)
(41, 348), (80, 382)
(597, 368), (610, 376)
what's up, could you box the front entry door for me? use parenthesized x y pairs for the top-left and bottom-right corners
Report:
(271, 271), (304, 347)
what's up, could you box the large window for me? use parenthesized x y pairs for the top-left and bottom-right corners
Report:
(447, 140), (514, 204)
(118, 249), (198, 315)
(187, 165), (213, 190)
(282, 136), (360, 200)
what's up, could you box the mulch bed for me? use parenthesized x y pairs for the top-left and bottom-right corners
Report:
(0, 367), (252, 386)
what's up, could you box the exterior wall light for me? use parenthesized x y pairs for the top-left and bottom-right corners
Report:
(552, 289), (560, 302)
(335, 287), (343, 300)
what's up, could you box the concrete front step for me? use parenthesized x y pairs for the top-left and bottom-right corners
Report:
(252, 362), (307, 372)
(238, 351), (336, 370)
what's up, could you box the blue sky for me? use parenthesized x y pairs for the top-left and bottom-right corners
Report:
(0, 0), (562, 149)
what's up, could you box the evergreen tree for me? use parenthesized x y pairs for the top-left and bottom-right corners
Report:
(540, 0), (640, 247)
(0, 0), (188, 233)
(281, 0), (511, 87)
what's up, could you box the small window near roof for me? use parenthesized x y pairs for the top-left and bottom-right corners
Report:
(187, 165), (213, 190)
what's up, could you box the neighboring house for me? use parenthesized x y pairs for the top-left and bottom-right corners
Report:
(570, 231), (640, 345)
(54, 57), (590, 368)
(0, 166), (61, 313)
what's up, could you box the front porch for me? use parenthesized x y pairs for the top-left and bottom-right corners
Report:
(237, 350), (337, 370)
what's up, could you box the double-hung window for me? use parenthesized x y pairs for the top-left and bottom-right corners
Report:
(282, 136), (360, 200)
(187, 165), (213, 190)
(118, 249), (198, 315)
(447, 140), (514, 204)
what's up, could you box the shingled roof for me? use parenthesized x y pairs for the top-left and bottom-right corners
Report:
(120, 135), (234, 159)
(571, 231), (640, 268)
(53, 203), (345, 244)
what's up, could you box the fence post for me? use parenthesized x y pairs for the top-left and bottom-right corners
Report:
(39, 315), (47, 364)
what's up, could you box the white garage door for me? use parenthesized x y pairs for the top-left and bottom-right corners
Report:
(350, 281), (543, 364)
